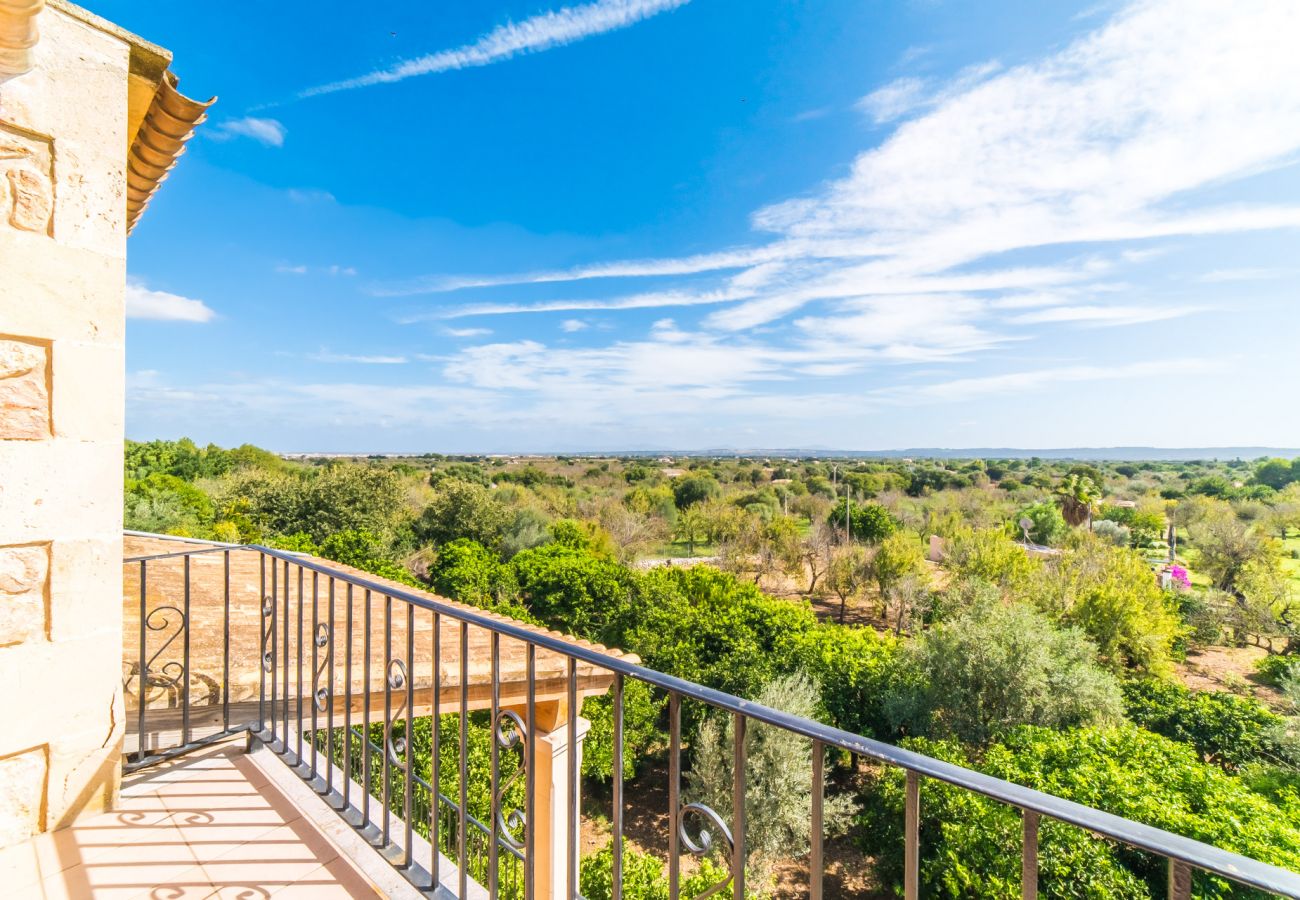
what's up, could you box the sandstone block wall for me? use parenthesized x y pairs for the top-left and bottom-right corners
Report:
(0, 4), (130, 846)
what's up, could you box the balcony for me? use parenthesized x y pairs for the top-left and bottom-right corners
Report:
(2, 532), (1286, 899)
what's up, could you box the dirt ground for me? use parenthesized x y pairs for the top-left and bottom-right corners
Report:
(1175, 644), (1289, 710)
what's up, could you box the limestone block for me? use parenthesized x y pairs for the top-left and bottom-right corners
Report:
(0, 122), (54, 236)
(0, 746), (46, 847)
(48, 536), (119, 643)
(0, 542), (47, 646)
(0, 439), (122, 543)
(0, 337), (49, 440)
(51, 339), (124, 442)
(0, 237), (125, 343)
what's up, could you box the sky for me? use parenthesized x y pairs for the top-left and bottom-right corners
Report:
(101, 0), (1300, 453)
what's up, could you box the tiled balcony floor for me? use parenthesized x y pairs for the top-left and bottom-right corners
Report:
(0, 742), (385, 899)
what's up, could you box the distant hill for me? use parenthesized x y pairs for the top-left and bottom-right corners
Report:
(286, 447), (1300, 461)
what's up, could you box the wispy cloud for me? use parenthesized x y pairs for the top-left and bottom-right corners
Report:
(443, 327), (493, 338)
(126, 281), (217, 323)
(1008, 304), (1204, 326)
(1197, 267), (1290, 283)
(857, 77), (928, 123)
(560, 319), (589, 332)
(299, 0), (689, 99)
(308, 350), (408, 365)
(880, 359), (1218, 403)
(277, 263), (358, 277)
(210, 117), (287, 147)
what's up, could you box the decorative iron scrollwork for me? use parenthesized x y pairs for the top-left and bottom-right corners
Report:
(260, 595), (275, 674)
(386, 657), (409, 765)
(494, 709), (529, 851)
(313, 622), (331, 712)
(679, 802), (736, 900)
(141, 605), (187, 699)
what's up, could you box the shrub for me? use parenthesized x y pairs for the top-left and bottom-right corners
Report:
(859, 726), (1300, 899)
(1121, 679), (1288, 770)
(792, 623), (900, 739)
(827, 499), (897, 544)
(1093, 519), (1132, 547)
(581, 678), (665, 782)
(884, 600), (1124, 746)
(1255, 654), (1300, 688)
(1017, 501), (1067, 546)
(579, 842), (733, 900)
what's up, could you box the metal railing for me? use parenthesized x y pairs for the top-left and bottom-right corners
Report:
(123, 536), (1300, 900)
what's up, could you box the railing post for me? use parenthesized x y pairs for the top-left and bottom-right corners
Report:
(905, 771), (920, 900)
(1022, 809), (1039, 900)
(1169, 860), (1192, 900)
(810, 739), (824, 900)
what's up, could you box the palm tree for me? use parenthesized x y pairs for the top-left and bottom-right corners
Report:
(1055, 473), (1100, 531)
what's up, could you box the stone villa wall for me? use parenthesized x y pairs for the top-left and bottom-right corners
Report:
(0, 4), (130, 846)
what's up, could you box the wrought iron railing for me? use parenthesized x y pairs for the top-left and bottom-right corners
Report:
(123, 534), (1300, 900)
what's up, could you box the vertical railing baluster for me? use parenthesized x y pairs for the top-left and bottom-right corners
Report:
(489, 630), (501, 899)
(297, 566), (304, 763)
(1022, 809), (1039, 900)
(810, 739), (824, 900)
(383, 594), (393, 848)
(222, 550), (230, 734)
(905, 771), (920, 900)
(1168, 859), (1192, 900)
(363, 588), (372, 826)
(326, 576), (335, 793)
(271, 561), (278, 742)
(431, 611), (442, 890)
(181, 554), (191, 746)
(282, 560), (290, 747)
(567, 657), (578, 900)
(310, 572), (319, 781)
(732, 713), (746, 900)
(404, 602), (415, 866)
(612, 673), (624, 900)
(137, 560), (147, 762)
(668, 691), (681, 900)
(258, 553), (265, 734)
(525, 642), (537, 900)
(459, 622), (471, 900)
(343, 582), (353, 809)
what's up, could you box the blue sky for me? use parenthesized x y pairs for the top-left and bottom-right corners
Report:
(104, 0), (1300, 452)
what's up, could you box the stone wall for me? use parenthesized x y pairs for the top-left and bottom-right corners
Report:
(0, 4), (131, 846)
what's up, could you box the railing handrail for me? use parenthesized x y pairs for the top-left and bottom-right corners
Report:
(128, 537), (1300, 896)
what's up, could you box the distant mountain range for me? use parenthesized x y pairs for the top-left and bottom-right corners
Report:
(287, 447), (1300, 461)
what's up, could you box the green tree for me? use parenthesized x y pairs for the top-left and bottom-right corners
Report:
(689, 673), (855, 884)
(825, 544), (870, 623)
(869, 531), (928, 612)
(1017, 500), (1068, 546)
(418, 478), (512, 549)
(941, 528), (1039, 595)
(672, 474), (721, 509)
(1055, 472), (1101, 529)
(885, 600), (1124, 746)
(827, 499), (897, 544)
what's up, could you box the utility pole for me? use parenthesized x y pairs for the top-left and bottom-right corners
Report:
(846, 486), (852, 543)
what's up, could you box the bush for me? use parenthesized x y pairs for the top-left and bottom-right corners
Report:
(580, 678), (665, 782)
(1093, 519), (1133, 547)
(827, 499), (897, 544)
(884, 600), (1124, 746)
(1255, 654), (1300, 688)
(1017, 501), (1067, 546)
(859, 726), (1300, 899)
(792, 624), (899, 739)
(579, 841), (734, 900)
(1122, 679), (1288, 770)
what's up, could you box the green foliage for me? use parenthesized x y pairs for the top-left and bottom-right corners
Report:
(429, 538), (521, 611)
(511, 543), (635, 642)
(1122, 679), (1288, 770)
(885, 600), (1124, 746)
(1254, 458), (1300, 491)
(860, 726), (1300, 899)
(827, 498), (897, 544)
(579, 842), (734, 900)
(792, 624), (899, 738)
(124, 473), (215, 535)
(625, 565), (818, 703)
(1017, 501), (1067, 546)
(581, 678), (665, 781)
(232, 463), (408, 545)
(418, 478), (512, 549)
(942, 528), (1040, 594)
(316, 529), (420, 586)
(690, 673), (856, 883)
(1031, 538), (1180, 673)
(672, 474), (721, 509)
(428, 462), (490, 487)
(1255, 653), (1300, 687)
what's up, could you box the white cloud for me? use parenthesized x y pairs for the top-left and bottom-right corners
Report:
(443, 327), (493, 338)
(277, 263), (358, 277)
(126, 281), (216, 323)
(1008, 304), (1203, 326)
(211, 117), (287, 147)
(1198, 267), (1290, 283)
(560, 319), (589, 332)
(881, 359), (1218, 403)
(857, 77), (928, 123)
(308, 350), (408, 364)
(300, 0), (690, 98)
(276, 264), (308, 275)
